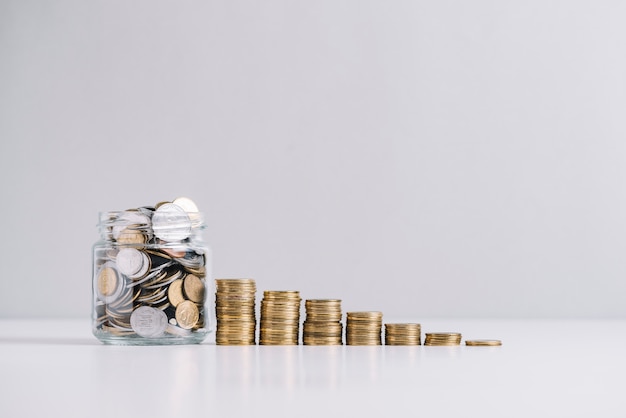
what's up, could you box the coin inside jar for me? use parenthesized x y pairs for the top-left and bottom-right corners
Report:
(151, 203), (192, 242)
(130, 306), (168, 338)
(172, 196), (201, 225)
(97, 266), (118, 298)
(167, 279), (185, 307)
(176, 300), (200, 329)
(116, 248), (150, 279)
(116, 228), (146, 245)
(95, 262), (125, 304)
(183, 274), (205, 303)
(112, 212), (150, 241)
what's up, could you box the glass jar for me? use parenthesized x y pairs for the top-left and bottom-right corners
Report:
(92, 199), (213, 345)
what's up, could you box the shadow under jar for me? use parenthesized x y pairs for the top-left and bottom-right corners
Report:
(92, 201), (212, 345)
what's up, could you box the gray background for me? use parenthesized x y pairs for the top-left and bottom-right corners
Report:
(1, 0), (625, 319)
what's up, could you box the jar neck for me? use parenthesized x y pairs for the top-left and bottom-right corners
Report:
(98, 210), (205, 245)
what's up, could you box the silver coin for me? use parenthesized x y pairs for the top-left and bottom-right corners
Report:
(116, 248), (149, 278)
(130, 306), (168, 338)
(151, 203), (192, 242)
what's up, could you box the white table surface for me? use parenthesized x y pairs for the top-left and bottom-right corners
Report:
(1, 318), (624, 418)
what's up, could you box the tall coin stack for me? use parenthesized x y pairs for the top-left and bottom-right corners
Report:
(259, 291), (301, 345)
(215, 279), (257, 345)
(302, 299), (343, 345)
(384, 323), (421, 345)
(345, 311), (383, 345)
(424, 332), (462, 346)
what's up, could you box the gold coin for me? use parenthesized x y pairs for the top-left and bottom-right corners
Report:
(385, 340), (421, 346)
(172, 197), (199, 214)
(161, 247), (187, 258)
(425, 332), (461, 337)
(305, 299), (341, 305)
(167, 279), (184, 307)
(154, 201), (170, 209)
(465, 340), (502, 346)
(215, 284), (256, 289)
(385, 323), (421, 329)
(424, 331), (462, 346)
(175, 300), (199, 329)
(183, 274), (205, 303)
(116, 228), (146, 245)
(347, 311), (383, 317)
(263, 291), (300, 300)
(97, 267), (118, 297)
(216, 278), (256, 283)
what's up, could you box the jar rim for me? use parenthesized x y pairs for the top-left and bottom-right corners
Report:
(97, 209), (205, 243)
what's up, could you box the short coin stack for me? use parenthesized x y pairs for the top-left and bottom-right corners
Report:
(215, 279), (257, 345)
(384, 323), (422, 345)
(259, 291), (301, 345)
(465, 339), (502, 346)
(302, 299), (343, 345)
(424, 332), (462, 346)
(345, 311), (383, 345)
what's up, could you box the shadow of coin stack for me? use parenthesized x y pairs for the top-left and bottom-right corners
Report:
(384, 323), (421, 345)
(214, 279), (257, 345)
(259, 291), (301, 345)
(424, 332), (462, 346)
(302, 299), (343, 345)
(345, 311), (383, 345)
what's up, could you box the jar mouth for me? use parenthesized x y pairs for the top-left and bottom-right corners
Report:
(98, 209), (205, 243)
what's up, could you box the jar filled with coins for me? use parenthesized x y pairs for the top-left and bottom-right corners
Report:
(92, 197), (213, 345)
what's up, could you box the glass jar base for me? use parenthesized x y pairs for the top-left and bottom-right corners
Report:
(93, 330), (211, 346)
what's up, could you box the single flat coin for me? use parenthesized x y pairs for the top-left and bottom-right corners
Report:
(465, 339), (502, 346)
(172, 197), (201, 225)
(167, 279), (185, 307)
(116, 248), (149, 278)
(130, 306), (168, 338)
(176, 300), (200, 330)
(183, 274), (205, 303)
(95, 262), (125, 304)
(116, 228), (146, 245)
(425, 332), (462, 337)
(172, 197), (199, 214)
(152, 203), (192, 242)
(96, 265), (118, 298)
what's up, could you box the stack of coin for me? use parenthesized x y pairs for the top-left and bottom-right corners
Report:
(259, 291), (301, 345)
(465, 339), (502, 346)
(345, 311), (383, 345)
(384, 323), (421, 345)
(424, 332), (462, 346)
(302, 299), (343, 345)
(215, 279), (257, 345)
